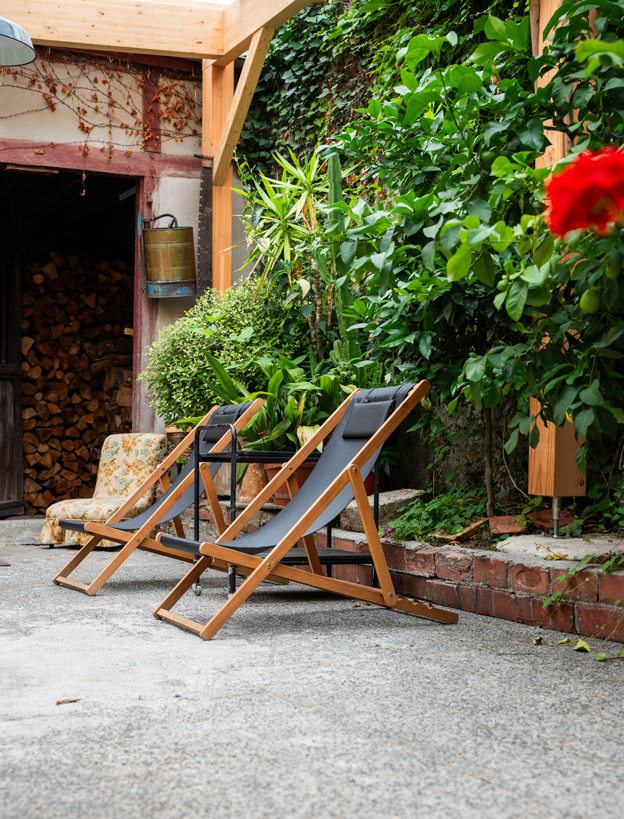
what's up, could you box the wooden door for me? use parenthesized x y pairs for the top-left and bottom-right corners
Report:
(0, 241), (23, 517)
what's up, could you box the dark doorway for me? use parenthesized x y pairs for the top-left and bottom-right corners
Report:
(0, 168), (136, 518)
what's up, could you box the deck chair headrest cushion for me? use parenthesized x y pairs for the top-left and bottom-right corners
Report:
(200, 401), (253, 446)
(341, 384), (414, 440)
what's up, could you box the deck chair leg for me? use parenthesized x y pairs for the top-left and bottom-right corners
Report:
(349, 465), (396, 606)
(54, 534), (103, 588)
(199, 543), (294, 641)
(155, 556), (213, 618)
(83, 537), (147, 595)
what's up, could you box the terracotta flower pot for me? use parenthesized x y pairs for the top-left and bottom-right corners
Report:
(239, 461), (269, 503)
(264, 462), (315, 507)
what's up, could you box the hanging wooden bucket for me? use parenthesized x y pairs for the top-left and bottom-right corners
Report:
(142, 213), (196, 298)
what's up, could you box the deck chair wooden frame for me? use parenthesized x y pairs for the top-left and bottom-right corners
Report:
(154, 382), (459, 640)
(53, 398), (264, 596)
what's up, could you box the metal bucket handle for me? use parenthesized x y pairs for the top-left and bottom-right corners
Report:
(144, 213), (178, 230)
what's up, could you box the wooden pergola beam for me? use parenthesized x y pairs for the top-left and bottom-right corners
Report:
(1, 0), (225, 59)
(3, 0), (312, 61)
(212, 26), (273, 185)
(220, 0), (308, 63)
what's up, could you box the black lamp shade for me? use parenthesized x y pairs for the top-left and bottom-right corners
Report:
(0, 16), (36, 66)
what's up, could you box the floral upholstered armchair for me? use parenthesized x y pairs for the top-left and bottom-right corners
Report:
(41, 433), (166, 548)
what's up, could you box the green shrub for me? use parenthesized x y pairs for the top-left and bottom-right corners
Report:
(139, 278), (306, 423)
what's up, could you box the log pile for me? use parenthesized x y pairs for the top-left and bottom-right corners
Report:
(21, 252), (134, 514)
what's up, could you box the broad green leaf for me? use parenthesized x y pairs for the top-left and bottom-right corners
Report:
(579, 381), (604, 407)
(465, 357), (486, 382)
(484, 14), (507, 41)
(505, 280), (528, 321)
(447, 243), (471, 281)
(573, 638), (590, 653)
(473, 251), (495, 287)
(534, 233), (555, 268)
(573, 408), (595, 439)
(340, 240), (358, 265)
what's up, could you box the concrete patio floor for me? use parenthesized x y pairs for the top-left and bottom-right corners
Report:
(1, 544), (623, 819)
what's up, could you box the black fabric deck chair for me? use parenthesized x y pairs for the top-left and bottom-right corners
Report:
(153, 382), (459, 639)
(53, 399), (263, 595)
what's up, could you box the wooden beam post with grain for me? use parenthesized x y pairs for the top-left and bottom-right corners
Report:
(212, 27), (273, 186)
(527, 0), (586, 505)
(203, 60), (235, 292)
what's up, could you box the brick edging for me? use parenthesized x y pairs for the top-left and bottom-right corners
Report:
(313, 530), (624, 643)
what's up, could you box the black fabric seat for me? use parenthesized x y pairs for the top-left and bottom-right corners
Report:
(58, 402), (254, 536)
(159, 385), (412, 558)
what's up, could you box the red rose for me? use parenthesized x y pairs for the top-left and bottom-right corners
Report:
(545, 148), (624, 237)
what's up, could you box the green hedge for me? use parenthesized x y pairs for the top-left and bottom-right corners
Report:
(139, 278), (306, 423)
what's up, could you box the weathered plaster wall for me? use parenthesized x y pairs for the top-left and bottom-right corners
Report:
(0, 50), (250, 433)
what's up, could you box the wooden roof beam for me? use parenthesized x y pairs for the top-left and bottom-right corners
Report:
(1, 0), (226, 60)
(219, 0), (310, 64)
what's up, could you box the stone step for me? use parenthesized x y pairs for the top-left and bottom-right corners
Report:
(0, 517), (44, 545)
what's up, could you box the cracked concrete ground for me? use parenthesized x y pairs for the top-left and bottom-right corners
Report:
(1, 543), (623, 819)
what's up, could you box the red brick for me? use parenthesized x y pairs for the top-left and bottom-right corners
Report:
(598, 573), (624, 606)
(476, 587), (495, 616)
(436, 550), (473, 581)
(510, 564), (550, 596)
(333, 536), (358, 553)
(576, 604), (624, 643)
(198, 509), (212, 521)
(424, 579), (460, 609)
(382, 542), (406, 571)
(403, 574), (428, 600)
(390, 571), (405, 595)
(493, 591), (533, 624)
(552, 569), (597, 602)
(458, 585), (477, 613)
(531, 598), (575, 633)
(358, 565), (373, 586)
(406, 547), (438, 577)
(474, 556), (509, 588)
(489, 515), (528, 535)
(334, 564), (358, 583)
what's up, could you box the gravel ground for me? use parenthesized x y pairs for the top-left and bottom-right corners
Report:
(1, 543), (623, 819)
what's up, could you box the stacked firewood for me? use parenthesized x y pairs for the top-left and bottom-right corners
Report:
(21, 252), (133, 514)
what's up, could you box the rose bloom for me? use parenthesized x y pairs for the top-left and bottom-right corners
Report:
(545, 147), (624, 237)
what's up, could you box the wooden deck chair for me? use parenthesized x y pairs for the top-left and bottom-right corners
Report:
(153, 382), (459, 640)
(53, 399), (263, 596)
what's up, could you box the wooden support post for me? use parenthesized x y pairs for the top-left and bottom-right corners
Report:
(203, 60), (234, 292)
(213, 28), (273, 186)
(527, 0), (586, 499)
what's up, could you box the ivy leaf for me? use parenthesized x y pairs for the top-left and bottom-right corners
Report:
(595, 652), (607, 662)
(505, 280), (528, 321)
(446, 243), (471, 281)
(573, 638), (590, 653)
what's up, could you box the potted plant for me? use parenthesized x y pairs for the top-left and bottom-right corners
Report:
(202, 352), (350, 504)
